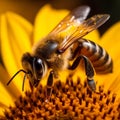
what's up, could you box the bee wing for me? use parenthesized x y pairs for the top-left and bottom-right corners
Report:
(49, 6), (90, 34)
(58, 14), (110, 53)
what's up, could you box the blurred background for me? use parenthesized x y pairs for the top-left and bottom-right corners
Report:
(0, 0), (120, 35)
(0, 0), (120, 83)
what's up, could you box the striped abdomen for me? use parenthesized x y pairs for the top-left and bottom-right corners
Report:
(78, 39), (113, 74)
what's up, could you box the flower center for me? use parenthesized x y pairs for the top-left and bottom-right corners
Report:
(3, 75), (120, 120)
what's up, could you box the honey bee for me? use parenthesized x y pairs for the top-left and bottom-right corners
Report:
(7, 6), (113, 99)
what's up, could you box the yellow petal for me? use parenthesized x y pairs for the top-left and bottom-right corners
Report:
(7, 12), (33, 41)
(111, 73), (120, 99)
(0, 13), (32, 91)
(0, 82), (14, 107)
(0, 64), (21, 99)
(0, 65), (15, 115)
(96, 22), (120, 92)
(6, 12), (32, 62)
(34, 4), (69, 43)
(100, 22), (120, 60)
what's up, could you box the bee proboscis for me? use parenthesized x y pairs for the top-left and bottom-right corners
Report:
(7, 6), (112, 99)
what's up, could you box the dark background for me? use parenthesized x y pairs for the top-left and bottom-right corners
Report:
(50, 0), (120, 34)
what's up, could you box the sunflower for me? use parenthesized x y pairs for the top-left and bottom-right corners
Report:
(0, 4), (120, 119)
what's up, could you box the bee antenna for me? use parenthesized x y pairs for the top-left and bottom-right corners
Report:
(7, 69), (27, 86)
(22, 72), (28, 91)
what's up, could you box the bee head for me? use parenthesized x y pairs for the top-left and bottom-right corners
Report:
(22, 52), (47, 87)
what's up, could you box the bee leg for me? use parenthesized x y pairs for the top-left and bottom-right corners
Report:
(69, 55), (96, 91)
(46, 71), (54, 101)
(29, 80), (34, 91)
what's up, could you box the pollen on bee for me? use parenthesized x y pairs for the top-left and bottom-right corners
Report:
(2, 75), (120, 120)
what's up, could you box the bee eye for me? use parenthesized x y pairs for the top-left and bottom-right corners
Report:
(35, 59), (43, 71)
(33, 58), (44, 78)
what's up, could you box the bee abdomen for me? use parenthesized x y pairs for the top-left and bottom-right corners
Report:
(79, 39), (113, 74)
